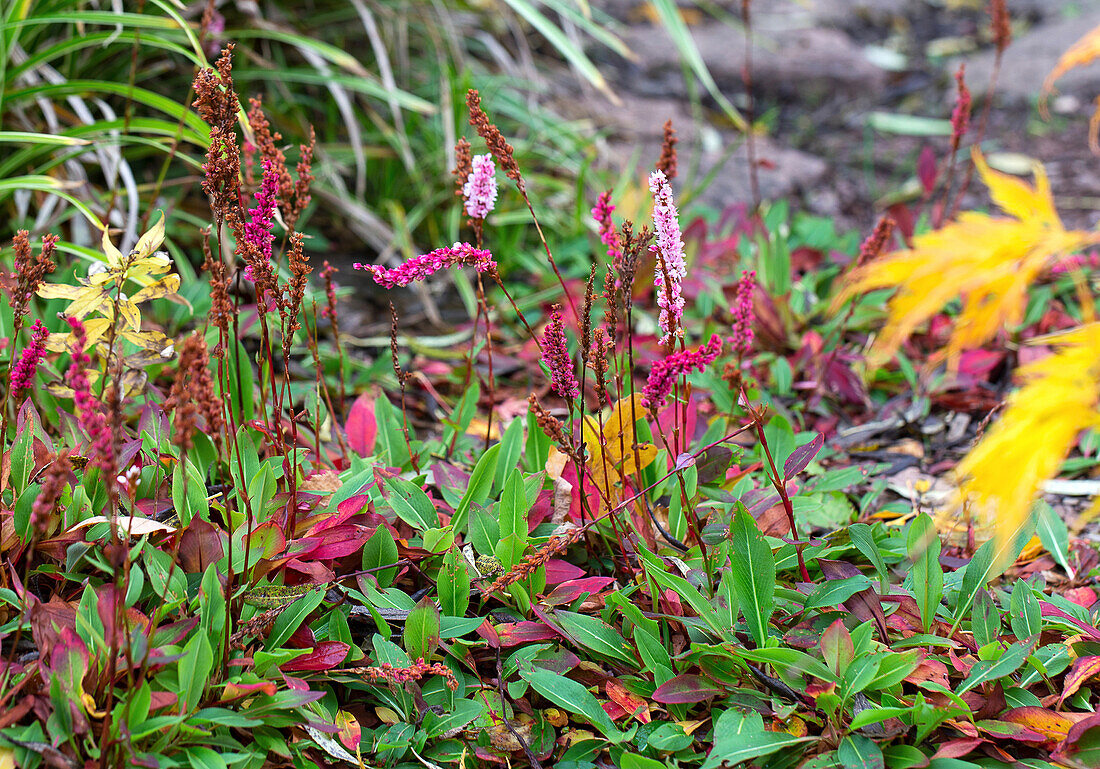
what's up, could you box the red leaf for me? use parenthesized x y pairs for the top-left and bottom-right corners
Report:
(917, 144), (938, 194)
(345, 393), (377, 457)
(1061, 656), (1100, 707)
(545, 577), (616, 605)
(282, 641), (350, 671)
(544, 559), (585, 585)
(292, 524), (372, 560)
(933, 738), (985, 759)
(652, 674), (722, 704)
(1064, 587), (1097, 608)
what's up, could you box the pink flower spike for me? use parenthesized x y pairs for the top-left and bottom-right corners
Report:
(65, 317), (115, 483)
(355, 242), (496, 288)
(648, 170), (686, 344)
(463, 154), (497, 220)
(731, 270), (756, 355)
(541, 305), (579, 401)
(9, 319), (49, 401)
(592, 190), (621, 270)
(642, 334), (723, 411)
(242, 158), (279, 281)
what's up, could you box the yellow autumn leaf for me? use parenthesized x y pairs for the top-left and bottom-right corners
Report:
(101, 226), (124, 269)
(954, 322), (1100, 564)
(130, 274), (181, 304)
(45, 317), (113, 354)
(133, 211), (166, 258)
(836, 148), (1098, 368)
(583, 393), (657, 502)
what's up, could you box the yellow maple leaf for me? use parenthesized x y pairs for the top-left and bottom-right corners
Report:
(955, 322), (1100, 563)
(582, 393), (657, 505)
(836, 149), (1099, 368)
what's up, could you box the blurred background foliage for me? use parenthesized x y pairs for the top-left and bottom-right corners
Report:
(2, 0), (723, 286)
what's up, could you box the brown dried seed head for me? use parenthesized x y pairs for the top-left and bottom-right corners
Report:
(656, 119), (678, 179)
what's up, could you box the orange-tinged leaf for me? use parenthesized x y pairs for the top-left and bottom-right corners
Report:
(1042, 24), (1100, 110)
(1002, 707), (1088, 742)
(335, 710), (361, 750)
(605, 679), (650, 724)
(1060, 655), (1100, 707)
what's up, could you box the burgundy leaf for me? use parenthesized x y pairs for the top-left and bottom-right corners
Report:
(784, 433), (823, 480)
(652, 674), (722, 704)
(545, 577), (616, 605)
(485, 621), (563, 647)
(281, 641), (350, 671)
(917, 144), (938, 194)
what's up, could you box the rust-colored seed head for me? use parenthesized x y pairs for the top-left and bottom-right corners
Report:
(591, 327), (612, 405)
(9, 230), (57, 331)
(990, 0), (1011, 53)
(484, 525), (585, 594)
(857, 215), (896, 267)
(282, 232), (311, 335)
(287, 127), (316, 231)
(528, 393), (578, 462)
(166, 333), (223, 451)
(580, 264), (597, 364)
(656, 119), (678, 179)
(951, 64), (971, 153)
(201, 229), (232, 339)
(602, 264), (619, 333)
(453, 137), (473, 198)
(466, 89), (524, 192)
(389, 302), (407, 386)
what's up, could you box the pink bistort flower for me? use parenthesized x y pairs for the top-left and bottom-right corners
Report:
(641, 334), (722, 411)
(65, 317), (116, 484)
(355, 243), (496, 288)
(541, 304), (579, 401)
(10, 319), (49, 401)
(649, 170), (686, 344)
(731, 270), (755, 355)
(591, 190), (622, 270)
(462, 154), (497, 220)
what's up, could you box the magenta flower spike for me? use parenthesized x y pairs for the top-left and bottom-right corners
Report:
(641, 334), (723, 410)
(591, 190), (622, 270)
(9, 319), (49, 401)
(355, 243), (496, 288)
(463, 154), (498, 220)
(541, 304), (579, 401)
(243, 158), (279, 281)
(648, 170), (686, 344)
(731, 269), (756, 355)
